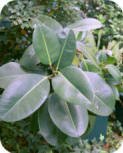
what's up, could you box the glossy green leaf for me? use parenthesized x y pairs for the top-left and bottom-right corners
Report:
(56, 30), (76, 69)
(20, 45), (40, 69)
(48, 94), (88, 137)
(0, 74), (50, 122)
(0, 62), (27, 89)
(67, 18), (103, 32)
(38, 102), (66, 146)
(33, 24), (61, 65)
(105, 64), (122, 83)
(52, 66), (115, 116)
(32, 15), (63, 34)
(52, 66), (93, 106)
(85, 72), (115, 115)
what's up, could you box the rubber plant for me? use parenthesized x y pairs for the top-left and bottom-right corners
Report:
(0, 15), (116, 146)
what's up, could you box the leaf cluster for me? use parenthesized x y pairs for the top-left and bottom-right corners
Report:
(0, 15), (120, 146)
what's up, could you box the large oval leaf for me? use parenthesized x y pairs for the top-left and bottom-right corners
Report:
(52, 66), (115, 116)
(56, 30), (76, 69)
(67, 18), (103, 32)
(48, 94), (88, 137)
(38, 102), (66, 146)
(33, 24), (61, 65)
(105, 64), (122, 84)
(20, 45), (40, 70)
(85, 72), (115, 114)
(0, 62), (27, 89)
(52, 66), (93, 106)
(0, 74), (50, 122)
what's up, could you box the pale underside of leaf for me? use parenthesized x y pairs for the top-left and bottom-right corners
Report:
(68, 18), (103, 32)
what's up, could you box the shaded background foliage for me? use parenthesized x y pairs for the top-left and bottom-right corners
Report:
(82, 0), (123, 46)
(0, 116), (123, 153)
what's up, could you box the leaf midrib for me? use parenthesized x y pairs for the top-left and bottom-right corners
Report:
(41, 30), (52, 66)
(64, 102), (79, 136)
(3, 77), (48, 118)
(59, 72), (91, 105)
(56, 32), (69, 70)
(60, 70), (111, 108)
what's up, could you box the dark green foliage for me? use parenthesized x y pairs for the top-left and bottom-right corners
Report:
(0, 119), (122, 153)
(0, 23), (32, 65)
(2, 0), (82, 28)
